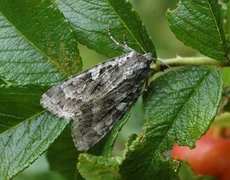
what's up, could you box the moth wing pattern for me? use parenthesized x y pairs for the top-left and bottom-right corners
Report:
(40, 51), (153, 151)
(40, 55), (123, 119)
(72, 73), (146, 150)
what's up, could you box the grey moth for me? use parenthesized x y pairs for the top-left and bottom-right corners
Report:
(40, 42), (154, 151)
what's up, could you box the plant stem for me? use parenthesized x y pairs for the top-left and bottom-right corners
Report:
(151, 56), (230, 69)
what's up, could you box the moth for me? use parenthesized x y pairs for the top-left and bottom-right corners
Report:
(40, 37), (154, 151)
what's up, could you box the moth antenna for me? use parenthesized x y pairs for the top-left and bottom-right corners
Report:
(154, 57), (180, 76)
(108, 28), (134, 52)
(155, 57), (171, 69)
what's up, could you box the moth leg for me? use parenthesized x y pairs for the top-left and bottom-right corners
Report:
(140, 83), (148, 96)
(142, 68), (155, 93)
(144, 80), (149, 91)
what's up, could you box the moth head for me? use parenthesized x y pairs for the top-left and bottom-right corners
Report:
(143, 52), (153, 63)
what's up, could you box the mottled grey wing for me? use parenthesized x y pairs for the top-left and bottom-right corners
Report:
(71, 77), (145, 151)
(40, 56), (123, 120)
(40, 51), (153, 151)
(72, 56), (153, 150)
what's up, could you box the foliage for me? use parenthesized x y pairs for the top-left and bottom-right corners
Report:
(0, 0), (228, 179)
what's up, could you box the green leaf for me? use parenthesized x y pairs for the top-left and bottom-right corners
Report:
(119, 67), (222, 179)
(78, 154), (122, 180)
(177, 161), (196, 180)
(56, 0), (156, 57)
(0, 77), (8, 85)
(0, 1), (83, 177)
(0, 111), (68, 179)
(0, 85), (47, 133)
(227, 1), (230, 41)
(0, 0), (82, 85)
(47, 124), (82, 180)
(178, 161), (216, 180)
(0, 84), (69, 178)
(101, 111), (131, 156)
(167, 0), (229, 61)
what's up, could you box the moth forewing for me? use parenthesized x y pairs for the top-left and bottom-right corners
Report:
(40, 50), (154, 151)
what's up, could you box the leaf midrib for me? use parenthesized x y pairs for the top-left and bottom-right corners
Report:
(145, 69), (214, 176)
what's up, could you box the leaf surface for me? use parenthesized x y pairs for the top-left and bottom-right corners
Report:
(0, 0), (82, 85)
(47, 124), (82, 180)
(56, 0), (156, 57)
(78, 154), (122, 180)
(0, 85), (46, 133)
(0, 1), (82, 177)
(0, 111), (68, 179)
(167, 0), (228, 61)
(120, 67), (223, 179)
